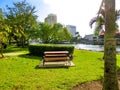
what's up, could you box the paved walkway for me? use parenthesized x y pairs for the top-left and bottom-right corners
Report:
(4, 52), (28, 56)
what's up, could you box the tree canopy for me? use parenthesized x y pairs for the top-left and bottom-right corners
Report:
(0, 0), (73, 47)
(5, 0), (38, 47)
(38, 23), (72, 44)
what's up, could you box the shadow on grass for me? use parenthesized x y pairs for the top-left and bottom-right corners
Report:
(35, 64), (69, 69)
(19, 54), (72, 69)
(18, 54), (41, 61)
(3, 46), (28, 53)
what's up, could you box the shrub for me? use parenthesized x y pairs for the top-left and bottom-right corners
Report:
(28, 44), (74, 57)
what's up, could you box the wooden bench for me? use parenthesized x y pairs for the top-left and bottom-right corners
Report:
(43, 51), (71, 66)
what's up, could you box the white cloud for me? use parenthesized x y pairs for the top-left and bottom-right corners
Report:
(42, 0), (120, 37)
(42, 0), (102, 37)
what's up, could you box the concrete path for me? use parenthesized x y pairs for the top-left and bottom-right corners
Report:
(39, 61), (75, 67)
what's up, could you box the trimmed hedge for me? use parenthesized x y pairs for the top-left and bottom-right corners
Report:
(28, 44), (74, 57)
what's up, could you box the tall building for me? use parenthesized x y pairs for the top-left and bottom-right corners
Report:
(66, 25), (76, 37)
(44, 14), (57, 25)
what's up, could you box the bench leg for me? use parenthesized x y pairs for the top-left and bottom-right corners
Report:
(65, 61), (67, 66)
(68, 60), (71, 66)
(65, 60), (70, 66)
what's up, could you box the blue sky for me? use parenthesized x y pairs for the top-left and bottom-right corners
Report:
(0, 0), (120, 37)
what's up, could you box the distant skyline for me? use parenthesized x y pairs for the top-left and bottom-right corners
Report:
(0, 0), (120, 37)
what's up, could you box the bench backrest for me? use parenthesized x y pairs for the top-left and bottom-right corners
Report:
(43, 51), (70, 61)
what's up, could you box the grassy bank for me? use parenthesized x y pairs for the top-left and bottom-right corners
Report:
(0, 46), (120, 90)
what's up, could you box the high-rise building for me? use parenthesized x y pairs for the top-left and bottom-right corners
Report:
(44, 14), (57, 25)
(66, 25), (76, 37)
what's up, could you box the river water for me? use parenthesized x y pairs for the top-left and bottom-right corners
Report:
(73, 44), (120, 53)
(30, 42), (120, 53)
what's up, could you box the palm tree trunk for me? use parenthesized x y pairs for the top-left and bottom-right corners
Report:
(103, 0), (119, 90)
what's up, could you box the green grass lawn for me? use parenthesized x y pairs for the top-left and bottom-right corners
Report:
(0, 45), (120, 90)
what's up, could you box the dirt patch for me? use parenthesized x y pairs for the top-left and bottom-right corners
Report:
(72, 80), (102, 90)
(72, 79), (120, 90)
(72, 70), (120, 90)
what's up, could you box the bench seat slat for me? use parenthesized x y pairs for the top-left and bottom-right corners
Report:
(45, 54), (67, 57)
(44, 57), (70, 61)
(44, 51), (69, 54)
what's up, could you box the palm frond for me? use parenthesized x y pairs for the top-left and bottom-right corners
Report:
(116, 10), (120, 20)
(89, 17), (97, 28)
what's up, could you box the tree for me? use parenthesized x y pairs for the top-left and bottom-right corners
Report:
(89, 2), (120, 36)
(103, 0), (119, 89)
(71, 32), (81, 43)
(5, 0), (37, 47)
(38, 23), (72, 44)
(50, 23), (63, 43)
(38, 22), (52, 43)
(50, 23), (72, 43)
(0, 9), (10, 57)
(0, 34), (4, 58)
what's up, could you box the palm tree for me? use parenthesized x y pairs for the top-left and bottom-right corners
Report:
(89, 1), (120, 36)
(103, 0), (119, 89)
(90, 0), (120, 59)
(90, 0), (119, 89)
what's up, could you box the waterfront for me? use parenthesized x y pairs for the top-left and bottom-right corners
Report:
(30, 42), (120, 53)
(74, 44), (120, 53)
